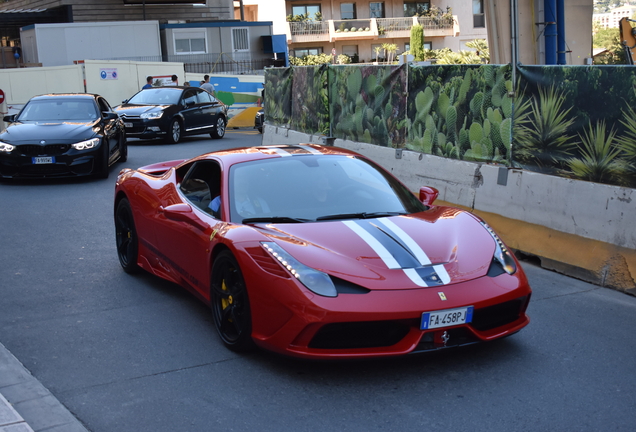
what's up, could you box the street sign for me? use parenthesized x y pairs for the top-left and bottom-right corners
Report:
(0, 89), (5, 104)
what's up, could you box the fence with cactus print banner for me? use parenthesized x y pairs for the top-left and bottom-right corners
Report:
(264, 64), (636, 189)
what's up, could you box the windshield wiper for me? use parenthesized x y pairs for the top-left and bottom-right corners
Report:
(316, 211), (405, 221)
(242, 216), (311, 224)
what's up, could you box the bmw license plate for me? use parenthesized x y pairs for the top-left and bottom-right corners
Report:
(421, 306), (474, 330)
(32, 156), (55, 164)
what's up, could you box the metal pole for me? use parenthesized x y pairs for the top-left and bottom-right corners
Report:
(556, 0), (566, 64)
(544, 0), (557, 64)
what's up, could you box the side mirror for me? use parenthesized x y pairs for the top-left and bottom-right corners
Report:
(160, 203), (209, 232)
(104, 112), (119, 120)
(122, 99), (128, 104)
(3, 114), (16, 123)
(419, 186), (439, 206)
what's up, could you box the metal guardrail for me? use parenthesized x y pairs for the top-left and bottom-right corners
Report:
(376, 17), (414, 33)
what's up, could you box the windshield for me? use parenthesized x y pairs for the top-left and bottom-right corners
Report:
(127, 88), (181, 105)
(17, 99), (99, 122)
(228, 155), (426, 223)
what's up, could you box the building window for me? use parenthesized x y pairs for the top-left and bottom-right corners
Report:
(473, 0), (485, 28)
(174, 30), (206, 54)
(342, 45), (359, 62)
(403, 1), (430, 16)
(341, 3), (357, 20)
(291, 4), (321, 20)
(293, 47), (323, 58)
(370, 2), (385, 18)
(232, 28), (249, 51)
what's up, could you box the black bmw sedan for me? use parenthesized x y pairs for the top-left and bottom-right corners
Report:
(113, 86), (228, 144)
(0, 93), (127, 179)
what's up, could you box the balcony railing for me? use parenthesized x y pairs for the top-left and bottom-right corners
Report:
(286, 16), (457, 44)
(416, 16), (455, 30)
(376, 17), (414, 35)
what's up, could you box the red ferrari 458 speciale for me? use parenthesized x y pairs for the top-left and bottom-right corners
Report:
(114, 144), (531, 359)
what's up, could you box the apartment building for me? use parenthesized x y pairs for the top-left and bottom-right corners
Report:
(235, 0), (487, 62)
(593, 3), (636, 29)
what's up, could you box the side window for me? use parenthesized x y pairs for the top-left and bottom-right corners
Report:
(196, 90), (213, 104)
(179, 161), (222, 218)
(183, 89), (197, 106)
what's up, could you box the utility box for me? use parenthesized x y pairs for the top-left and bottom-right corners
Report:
(20, 21), (162, 67)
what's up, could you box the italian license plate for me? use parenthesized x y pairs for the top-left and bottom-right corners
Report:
(124, 122), (133, 128)
(421, 306), (474, 330)
(32, 156), (55, 164)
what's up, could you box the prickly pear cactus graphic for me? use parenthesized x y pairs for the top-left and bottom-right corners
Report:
(406, 64), (513, 165)
(329, 65), (407, 147)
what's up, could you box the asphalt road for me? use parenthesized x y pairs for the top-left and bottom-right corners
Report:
(1, 130), (635, 432)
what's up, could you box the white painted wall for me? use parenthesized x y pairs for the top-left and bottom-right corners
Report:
(20, 21), (162, 67)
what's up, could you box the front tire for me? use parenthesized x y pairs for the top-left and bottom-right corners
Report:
(115, 198), (139, 274)
(210, 116), (226, 139)
(210, 250), (254, 351)
(166, 118), (182, 144)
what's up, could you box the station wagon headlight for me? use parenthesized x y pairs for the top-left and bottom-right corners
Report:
(481, 222), (517, 275)
(261, 242), (338, 297)
(0, 142), (16, 152)
(140, 111), (163, 119)
(72, 138), (100, 150)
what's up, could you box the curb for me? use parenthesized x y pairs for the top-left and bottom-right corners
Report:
(0, 342), (89, 432)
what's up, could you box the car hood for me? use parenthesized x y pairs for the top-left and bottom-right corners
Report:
(251, 207), (497, 290)
(114, 105), (170, 116)
(0, 121), (98, 144)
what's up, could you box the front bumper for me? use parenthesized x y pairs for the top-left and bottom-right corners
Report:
(241, 248), (532, 360)
(120, 118), (166, 139)
(0, 144), (102, 178)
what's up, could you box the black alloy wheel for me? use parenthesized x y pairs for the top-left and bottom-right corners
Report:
(115, 198), (139, 274)
(210, 116), (226, 139)
(210, 250), (254, 351)
(166, 118), (182, 144)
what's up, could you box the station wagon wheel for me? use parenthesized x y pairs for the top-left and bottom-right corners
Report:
(115, 198), (139, 274)
(210, 250), (254, 351)
(166, 118), (182, 144)
(210, 116), (226, 139)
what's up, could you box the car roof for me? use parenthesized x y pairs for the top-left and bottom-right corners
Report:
(195, 144), (362, 166)
(30, 93), (100, 100)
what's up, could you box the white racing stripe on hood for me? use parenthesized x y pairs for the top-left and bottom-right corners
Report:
(343, 220), (401, 269)
(269, 148), (292, 157)
(377, 218), (451, 284)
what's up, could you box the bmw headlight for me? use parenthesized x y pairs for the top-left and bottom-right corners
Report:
(72, 138), (100, 151)
(481, 222), (517, 275)
(140, 111), (163, 119)
(0, 142), (15, 152)
(261, 242), (337, 297)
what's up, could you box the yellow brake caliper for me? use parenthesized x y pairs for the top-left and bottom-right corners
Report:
(220, 280), (234, 321)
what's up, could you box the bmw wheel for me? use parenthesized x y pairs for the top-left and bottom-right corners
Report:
(118, 133), (128, 163)
(166, 118), (182, 144)
(210, 250), (254, 351)
(210, 116), (226, 139)
(115, 198), (139, 274)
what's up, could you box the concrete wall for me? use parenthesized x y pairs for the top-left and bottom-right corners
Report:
(262, 124), (636, 295)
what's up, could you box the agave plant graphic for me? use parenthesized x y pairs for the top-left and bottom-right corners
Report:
(514, 86), (575, 170)
(567, 120), (627, 184)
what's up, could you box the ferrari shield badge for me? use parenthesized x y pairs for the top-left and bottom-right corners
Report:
(438, 292), (447, 301)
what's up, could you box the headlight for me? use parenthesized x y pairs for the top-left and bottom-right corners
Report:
(481, 222), (517, 275)
(0, 142), (15, 152)
(140, 111), (163, 119)
(261, 242), (337, 297)
(72, 138), (100, 151)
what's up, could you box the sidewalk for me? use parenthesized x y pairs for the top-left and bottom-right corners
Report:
(0, 342), (89, 432)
